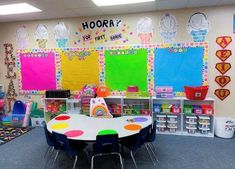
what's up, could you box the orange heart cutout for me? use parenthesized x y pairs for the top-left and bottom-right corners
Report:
(215, 62), (231, 74)
(214, 89), (230, 101)
(216, 36), (232, 49)
(216, 50), (232, 61)
(215, 76), (231, 87)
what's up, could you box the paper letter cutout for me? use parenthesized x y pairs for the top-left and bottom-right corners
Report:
(215, 76), (231, 87)
(215, 62), (231, 74)
(216, 36), (232, 49)
(216, 50), (232, 62)
(214, 89), (230, 101)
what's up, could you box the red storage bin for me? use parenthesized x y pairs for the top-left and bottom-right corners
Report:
(184, 86), (209, 100)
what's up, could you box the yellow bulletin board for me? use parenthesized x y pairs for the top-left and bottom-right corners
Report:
(61, 50), (99, 90)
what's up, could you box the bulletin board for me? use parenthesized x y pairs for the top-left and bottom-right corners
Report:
(17, 49), (60, 94)
(154, 43), (209, 95)
(61, 49), (99, 90)
(105, 48), (148, 91)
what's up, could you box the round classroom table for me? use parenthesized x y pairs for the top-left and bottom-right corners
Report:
(47, 114), (152, 141)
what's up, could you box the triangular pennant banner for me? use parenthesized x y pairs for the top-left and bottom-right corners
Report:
(214, 89), (230, 101)
(215, 76), (231, 87)
(215, 62), (231, 74)
(216, 36), (232, 49)
(216, 50), (232, 61)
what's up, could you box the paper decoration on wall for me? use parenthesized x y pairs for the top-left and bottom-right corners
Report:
(216, 36), (232, 49)
(16, 26), (29, 49)
(159, 13), (178, 43)
(90, 98), (112, 118)
(215, 62), (231, 75)
(215, 76), (231, 88)
(154, 43), (208, 94)
(54, 22), (70, 48)
(17, 50), (59, 94)
(214, 89), (230, 101)
(4, 43), (17, 112)
(35, 24), (49, 48)
(105, 49), (148, 91)
(74, 19), (133, 46)
(216, 50), (232, 61)
(136, 17), (153, 44)
(187, 12), (209, 42)
(61, 50), (99, 90)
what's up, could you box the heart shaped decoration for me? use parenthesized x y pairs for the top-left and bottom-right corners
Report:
(215, 62), (231, 74)
(214, 89), (230, 101)
(215, 76), (231, 87)
(216, 36), (232, 49)
(216, 50), (232, 61)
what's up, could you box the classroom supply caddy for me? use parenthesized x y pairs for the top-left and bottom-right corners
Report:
(152, 96), (215, 137)
(184, 86), (209, 100)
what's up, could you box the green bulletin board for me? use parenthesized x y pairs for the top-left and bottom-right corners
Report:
(105, 49), (148, 91)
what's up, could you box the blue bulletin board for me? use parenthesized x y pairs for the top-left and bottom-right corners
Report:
(154, 44), (207, 93)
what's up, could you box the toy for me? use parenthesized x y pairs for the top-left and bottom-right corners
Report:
(82, 84), (97, 96)
(90, 98), (112, 118)
(96, 86), (110, 97)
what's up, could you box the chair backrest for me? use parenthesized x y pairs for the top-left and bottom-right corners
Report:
(148, 120), (157, 142)
(43, 125), (55, 147)
(12, 100), (26, 114)
(137, 125), (151, 146)
(95, 134), (119, 154)
(52, 132), (76, 156)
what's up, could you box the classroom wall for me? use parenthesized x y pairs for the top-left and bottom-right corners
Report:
(0, 5), (234, 116)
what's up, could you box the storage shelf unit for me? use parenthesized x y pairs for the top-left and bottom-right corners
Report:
(44, 98), (81, 123)
(152, 97), (215, 137)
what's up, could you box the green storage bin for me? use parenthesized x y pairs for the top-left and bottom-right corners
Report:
(183, 105), (193, 114)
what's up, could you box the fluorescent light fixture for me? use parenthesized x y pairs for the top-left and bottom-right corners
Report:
(92, 0), (155, 6)
(0, 3), (41, 15)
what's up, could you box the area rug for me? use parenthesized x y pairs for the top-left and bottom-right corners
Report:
(0, 127), (33, 145)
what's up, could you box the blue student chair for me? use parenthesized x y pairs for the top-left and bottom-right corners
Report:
(146, 120), (159, 163)
(52, 132), (89, 169)
(44, 125), (56, 157)
(91, 134), (123, 169)
(120, 125), (155, 169)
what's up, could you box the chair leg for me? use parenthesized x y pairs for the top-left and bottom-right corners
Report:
(145, 144), (156, 166)
(52, 150), (60, 169)
(130, 151), (138, 169)
(72, 155), (78, 169)
(44, 146), (51, 158)
(148, 143), (159, 163)
(91, 156), (95, 169)
(83, 149), (90, 163)
(117, 153), (124, 169)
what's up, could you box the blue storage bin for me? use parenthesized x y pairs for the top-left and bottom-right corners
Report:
(11, 114), (25, 127)
(0, 92), (5, 99)
(153, 104), (161, 113)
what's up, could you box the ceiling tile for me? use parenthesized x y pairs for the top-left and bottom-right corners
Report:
(187, 0), (220, 8)
(71, 7), (104, 17)
(217, 0), (235, 5)
(156, 0), (188, 10)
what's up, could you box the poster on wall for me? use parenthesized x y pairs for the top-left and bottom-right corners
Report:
(159, 13), (178, 43)
(74, 19), (134, 46)
(136, 17), (153, 44)
(16, 26), (29, 49)
(17, 50), (60, 94)
(61, 49), (99, 90)
(187, 12), (209, 42)
(54, 22), (70, 48)
(154, 43), (208, 95)
(35, 24), (49, 49)
(105, 49), (148, 91)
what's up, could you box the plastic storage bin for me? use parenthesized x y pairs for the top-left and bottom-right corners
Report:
(193, 105), (203, 114)
(167, 115), (178, 122)
(215, 117), (235, 138)
(171, 105), (181, 114)
(153, 104), (161, 113)
(183, 105), (193, 114)
(201, 105), (214, 115)
(162, 104), (171, 113)
(184, 86), (209, 100)
(11, 114), (25, 127)
(185, 115), (197, 123)
(156, 114), (167, 122)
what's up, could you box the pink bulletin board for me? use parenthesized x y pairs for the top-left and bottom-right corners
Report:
(17, 51), (59, 94)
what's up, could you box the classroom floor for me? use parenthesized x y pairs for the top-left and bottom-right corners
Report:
(0, 127), (234, 169)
